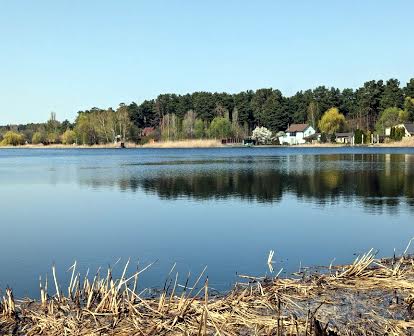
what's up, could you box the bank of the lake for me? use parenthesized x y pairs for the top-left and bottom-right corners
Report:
(1, 251), (414, 335)
(0, 136), (414, 149)
(0, 139), (223, 149)
(2, 147), (414, 300)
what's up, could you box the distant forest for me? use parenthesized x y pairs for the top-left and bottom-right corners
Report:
(1, 78), (414, 145)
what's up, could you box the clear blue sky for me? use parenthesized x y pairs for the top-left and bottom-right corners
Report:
(1, 0), (413, 124)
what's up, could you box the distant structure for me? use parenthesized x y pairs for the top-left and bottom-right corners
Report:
(278, 124), (316, 145)
(385, 123), (414, 137)
(335, 132), (354, 144)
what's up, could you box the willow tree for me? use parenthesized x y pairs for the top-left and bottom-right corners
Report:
(208, 117), (232, 139)
(61, 129), (76, 145)
(0, 131), (25, 146)
(194, 119), (205, 139)
(74, 112), (98, 145)
(375, 107), (408, 134)
(318, 108), (346, 134)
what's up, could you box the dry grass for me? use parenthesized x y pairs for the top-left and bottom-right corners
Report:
(0, 142), (140, 149)
(3, 249), (414, 335)
(1, 136), (413, 149)
(0, 140), (223, 149)
(295, 137), (414, 148)
(142, 139), (222, 148)
(376, 137), (414, 147)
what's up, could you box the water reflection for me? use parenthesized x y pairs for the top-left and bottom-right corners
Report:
(2, 148), (414, 297)
(78, 154), (414, 212)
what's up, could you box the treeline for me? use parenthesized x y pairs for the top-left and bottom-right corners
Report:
(1, 78), (414, 145)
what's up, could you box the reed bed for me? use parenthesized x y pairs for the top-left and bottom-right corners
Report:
(0, 142), (141, 149)
(142, 139), (222, 148)
(2, 250), (414, 335)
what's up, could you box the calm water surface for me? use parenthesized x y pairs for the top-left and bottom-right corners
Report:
(1, 147), (414, 297)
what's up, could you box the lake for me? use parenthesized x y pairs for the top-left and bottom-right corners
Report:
(1, 147), (414, 298)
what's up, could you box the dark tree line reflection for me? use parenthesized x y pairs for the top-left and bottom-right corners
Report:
(79, 154), (414, 212)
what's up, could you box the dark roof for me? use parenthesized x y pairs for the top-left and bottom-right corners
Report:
(303, 133), (319, 140)
(403, 123), (414, 134)
(286, 124), (310, 132)
(335, 132), (354, 137)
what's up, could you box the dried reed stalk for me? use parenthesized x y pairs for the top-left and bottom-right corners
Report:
(2, 250), (414, 335)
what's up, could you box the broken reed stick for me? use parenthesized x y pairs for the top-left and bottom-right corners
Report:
(52, 263), (60, 301)
(1, 288), (15, 318)
(67, 261), (77, 299)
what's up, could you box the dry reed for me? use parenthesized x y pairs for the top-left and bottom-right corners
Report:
(2, 250), (414, 335)
(142, 139), (222, 148)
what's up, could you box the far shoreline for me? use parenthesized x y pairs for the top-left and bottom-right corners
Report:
(0, 137), (413, 149)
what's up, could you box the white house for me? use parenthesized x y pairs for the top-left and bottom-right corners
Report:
(278, 124), (316, 145)
(385, 123), (414, 137)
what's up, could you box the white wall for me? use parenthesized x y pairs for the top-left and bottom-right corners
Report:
(386, 124), (412, 137)
(279, 126), (316, 145)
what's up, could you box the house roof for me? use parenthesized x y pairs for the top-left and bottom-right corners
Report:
(335, 132), (354, 137)
(286, 124), (310, 132)
(403, 123), (414, 134)
(303, 133), (319, 140)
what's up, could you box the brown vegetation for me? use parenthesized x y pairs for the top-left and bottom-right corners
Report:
(378, 136), (414, 147)
(0, 137), (413, 149)
(2, 249), (414, 335)
(142, 139), (222, 148)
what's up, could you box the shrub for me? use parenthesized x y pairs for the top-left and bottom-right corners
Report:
(354, 129), (365, 144)
(390, 126), (405, 141)
(61, 129), (76, 145)
(194, 119), (206, 139)
(208, 117), (232, 139)
(47, 132), (60, 144)
(251, 126), (272, 144)
(271, 137), (280, 145)
(364, 131), (372, 144)
(0, 131), (25, 146)
(375, 107), (408, 134)
(32, 131), (46, 144)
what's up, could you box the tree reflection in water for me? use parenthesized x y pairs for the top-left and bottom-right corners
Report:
(79, 154), (414, 213)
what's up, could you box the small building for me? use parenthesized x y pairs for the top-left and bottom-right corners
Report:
(385, 123), (414, 137)
(303, 133), (320, 144)
(278, 124), (316, 145)
(243, 138), (256, 146)
(222, 138), (243, 145)
(335, 132), (354, 144)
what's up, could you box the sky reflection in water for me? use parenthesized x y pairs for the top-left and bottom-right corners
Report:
(1, 147), (414, 297)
